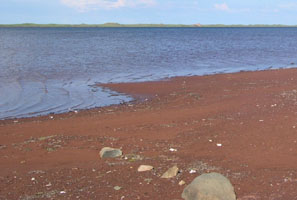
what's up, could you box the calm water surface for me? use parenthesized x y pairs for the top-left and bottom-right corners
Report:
(1, 27), (297, 119)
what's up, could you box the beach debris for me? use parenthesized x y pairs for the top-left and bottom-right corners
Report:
(179, 180), (186, 186)
(169, 148), (177, 152)
(182, 172), (236, 200)
(99, 147), (122, 158)
(114, 186), (121, 191)
(138, 165), (154, 172)
(144, 178), (153, 184)
(161, 166), (179, 179)
(46, 183), (52, 187)
(216, 143), (222, 147)
(124, 154), (143, 162)
(28, 170), (45, 174)
(38, 135), (56, 141)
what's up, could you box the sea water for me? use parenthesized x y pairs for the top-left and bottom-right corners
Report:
(1, 27), (297, 119)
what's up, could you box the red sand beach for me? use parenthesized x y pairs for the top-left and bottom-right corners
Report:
(0, 68), (297, 199)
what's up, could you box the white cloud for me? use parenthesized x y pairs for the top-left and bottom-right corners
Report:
(214, 3), (230, 11)
(61, 0), (156, 11)
(279, 2), (297, 10)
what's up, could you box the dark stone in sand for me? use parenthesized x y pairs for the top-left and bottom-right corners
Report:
(100, 147), (122, 158)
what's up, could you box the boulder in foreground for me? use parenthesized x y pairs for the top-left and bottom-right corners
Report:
(99, 147), (122, 158)
(182, 172), (236, 200)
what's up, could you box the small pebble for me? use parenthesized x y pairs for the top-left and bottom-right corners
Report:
(114, 186), (121, 191)
(179, 180), (186, 186)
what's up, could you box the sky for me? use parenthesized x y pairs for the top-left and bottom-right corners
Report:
(1, 0), (297, 24)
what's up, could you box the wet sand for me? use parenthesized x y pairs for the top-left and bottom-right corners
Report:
(0, 68), (297, 199)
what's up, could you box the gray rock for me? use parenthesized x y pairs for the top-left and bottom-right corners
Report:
(99, 147), (122, 158)
(182, 172), (236, 200)
(161, 166), (179, 179)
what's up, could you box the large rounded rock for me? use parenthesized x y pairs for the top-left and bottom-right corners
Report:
(99, 147), (122, 158)
(182, 172), (236, 200)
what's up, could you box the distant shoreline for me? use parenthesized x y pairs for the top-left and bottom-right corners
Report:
(1, 23), (297, 28)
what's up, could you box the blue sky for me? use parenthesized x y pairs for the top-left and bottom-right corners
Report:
(1, 0), (297, 24)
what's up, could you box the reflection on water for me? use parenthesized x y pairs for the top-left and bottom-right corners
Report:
(1, 27), (297, 119)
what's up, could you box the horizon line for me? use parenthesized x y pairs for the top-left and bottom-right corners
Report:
(1, 23), (297, 27)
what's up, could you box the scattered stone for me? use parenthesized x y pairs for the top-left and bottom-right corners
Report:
(60, 191), (66, 194)
(99, 147), (122, 158)
(216, 143), (222, 147)
(46, 148), (55, 152)
(0, 145), (7, 150)
(189, 169), (197, 174)
(179, 180), (186, 186)
(138, 165), (154, 172)
(182, 172), (236, 200)
(46, 183), (52, 187)
(124, 154), (143, 162)
(169, 148), (177, 152)
(38, 135), (56, 141)
(28, 170), (45, 174)
(161, 166), (179, 179)
(114, 186), (121, 191)
(22, 190), (58, 199)
(144, 178), (153, 184)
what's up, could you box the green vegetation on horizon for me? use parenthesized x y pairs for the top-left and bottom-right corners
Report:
(1, 23), (297, 28)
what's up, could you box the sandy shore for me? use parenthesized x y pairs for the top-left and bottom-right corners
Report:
(0, 68), (297, 199)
